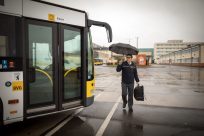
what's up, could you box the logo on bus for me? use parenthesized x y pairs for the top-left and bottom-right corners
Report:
(12, 81), (23, 91)
(48, 13), (56, 21)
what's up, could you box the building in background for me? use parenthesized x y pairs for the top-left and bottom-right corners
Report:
(93, 44), (155, 66)
(154, 40), (203, 64)
(93, 45), (110, 64)
(93, 43), (118, 64)
(159, 44), (204, 67)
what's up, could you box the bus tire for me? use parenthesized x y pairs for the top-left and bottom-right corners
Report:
(0, 98), (3, 127)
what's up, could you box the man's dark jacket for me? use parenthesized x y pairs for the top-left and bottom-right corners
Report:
(116, 61), (139, 84)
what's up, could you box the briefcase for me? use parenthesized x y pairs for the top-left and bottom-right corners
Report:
(134, 84), (144, 101)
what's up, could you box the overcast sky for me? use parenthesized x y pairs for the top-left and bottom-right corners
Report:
(47, 0), (204, 48)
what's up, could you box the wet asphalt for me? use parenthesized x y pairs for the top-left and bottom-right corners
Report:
(53, 64), (204, 136)
(1, 64), (204, 136)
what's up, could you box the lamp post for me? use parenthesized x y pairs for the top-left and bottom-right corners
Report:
(136, 36), (139, 48)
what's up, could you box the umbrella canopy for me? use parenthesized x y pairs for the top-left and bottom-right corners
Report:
(109, 43), (139, 55)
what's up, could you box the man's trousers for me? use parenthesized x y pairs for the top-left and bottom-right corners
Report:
(121, 83), (134, 108)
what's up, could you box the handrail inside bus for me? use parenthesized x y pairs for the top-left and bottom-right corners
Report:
(64, 67), (78, 77)
(35, 68), (53, 85)
(35, 67), (78, 85)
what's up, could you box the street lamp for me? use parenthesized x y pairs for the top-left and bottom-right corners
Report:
(136, 36), (139, 48)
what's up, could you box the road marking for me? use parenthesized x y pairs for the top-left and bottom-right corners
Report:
(96, 96), (121, 136)
(45, 108), (83, 136)
(95, 93), (102, 99)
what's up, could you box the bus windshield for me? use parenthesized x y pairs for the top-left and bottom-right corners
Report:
(87, 31), (94, 80)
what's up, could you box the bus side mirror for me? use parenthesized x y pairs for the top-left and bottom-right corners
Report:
(88, 20), (112, 42)
(29, 67), (36, 83)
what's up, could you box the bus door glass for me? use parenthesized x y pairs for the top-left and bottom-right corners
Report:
(61, 25), (82, 107)
(26, 20), (57, 112)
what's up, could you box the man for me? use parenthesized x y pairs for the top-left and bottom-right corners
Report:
(116, 54), (139, 112)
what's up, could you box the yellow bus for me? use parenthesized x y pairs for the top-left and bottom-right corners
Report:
(94, 58), (103, 65)
(0, 0), (112, 125)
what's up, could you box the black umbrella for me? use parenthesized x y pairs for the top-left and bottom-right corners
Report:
(109, 43), (139, 55)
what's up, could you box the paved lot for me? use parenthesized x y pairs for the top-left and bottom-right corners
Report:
(54, 64), (204, 136)
(1, 64), (204, 136)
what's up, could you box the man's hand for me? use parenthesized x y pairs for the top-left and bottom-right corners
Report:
(118, 60), (123, 65)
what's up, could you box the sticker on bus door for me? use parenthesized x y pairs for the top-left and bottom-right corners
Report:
(12, 81), (23, 91)
(13, 72), (21, 81)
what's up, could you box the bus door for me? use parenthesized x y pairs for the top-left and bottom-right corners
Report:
(25, 19), (83, 116)
(59, 25), (82, 109)
(26, 19), (58, 115)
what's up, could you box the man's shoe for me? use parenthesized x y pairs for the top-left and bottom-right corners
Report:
(123, 103), (126, 108)
(129, 108), (133, 112)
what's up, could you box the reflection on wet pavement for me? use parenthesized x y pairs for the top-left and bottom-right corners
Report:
(169, 70), (204, 81)
(53, 116), (95, 136)
(139, 65), (204, 82)
(103, 104), (204, 136)
(93, 65), (204, 136)
(52, 64), (204, 136)
(95, 65), (204, 109)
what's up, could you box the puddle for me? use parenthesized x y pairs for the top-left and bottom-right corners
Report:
(166, 82), (180, 85)
(194, 90), (204, 93)
(95, 88), (104, 91)
(169, 69), (204, 81)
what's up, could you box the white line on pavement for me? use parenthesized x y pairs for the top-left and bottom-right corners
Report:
(95, 93), (102, 99)
(45, 108), (83, 136)
(95, 96), (121, 136)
